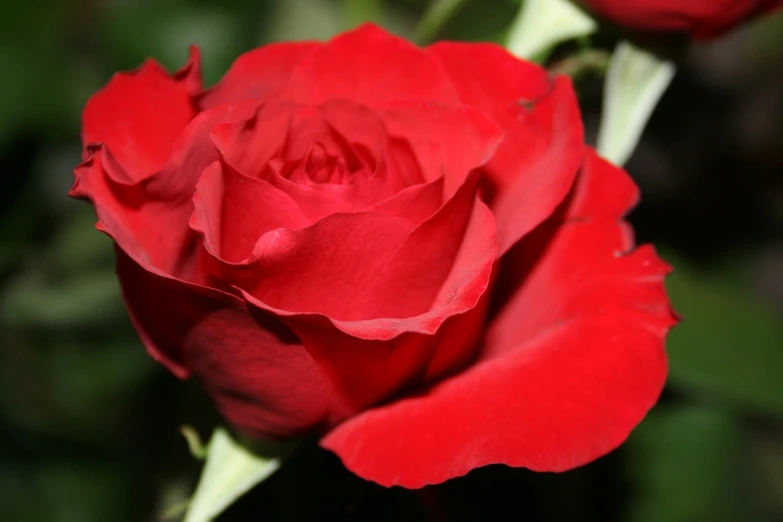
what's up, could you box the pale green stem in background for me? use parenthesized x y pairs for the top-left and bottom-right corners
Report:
(506, 0), (597, 61)
(414, 0), (469, 44)
(596, 40), (676, 166)
(182, 428), (287, 522)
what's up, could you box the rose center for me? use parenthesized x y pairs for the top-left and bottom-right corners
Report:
(269, 141), (372, 186)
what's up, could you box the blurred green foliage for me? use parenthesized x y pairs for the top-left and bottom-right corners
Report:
(0, 0), (782, 521)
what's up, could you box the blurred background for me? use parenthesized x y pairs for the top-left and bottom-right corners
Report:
(1, 0), (782, 520)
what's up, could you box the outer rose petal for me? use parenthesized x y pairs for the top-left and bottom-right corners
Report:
(199, 41), (320, 109)
(578, 0), (783, 39)
(116, 250), (333, 438)
(282, 24), (459, 105)
(321, 150), (675, 487)
(483, 150), (666, 357)
(70, 101), (258, 276)
(81, 48), (200, 185)
(428, 43), (583, 255)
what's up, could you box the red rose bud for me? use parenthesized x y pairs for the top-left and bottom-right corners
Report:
(70, 25), (675, 488)
(578, 0), (783, 39)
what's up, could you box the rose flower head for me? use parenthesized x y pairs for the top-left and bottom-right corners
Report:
(577, 0), (783, 39)
(70, 24), (675, 488)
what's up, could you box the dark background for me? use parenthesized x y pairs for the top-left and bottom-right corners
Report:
(1, 0), (782, 520)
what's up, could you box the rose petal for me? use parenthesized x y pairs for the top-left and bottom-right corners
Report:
(357, 174), (497, 321)
(70, 101), (258, 277)
(209, 102), (294, 176)
(210, 101), (400, 220)
(235, 211), (417, 319)
(321, 150), (674, 487)
(281, 24), (459, 105)
(368, 177), (444, 224)
(322, 313), (669, 487)
(81, 50), (200, 185)
(199, 41), (320, 109)
(150, 100), (260, 201)
(429, 42), (583, 255)
(485, 148), (644, 353)
(578, 0), (783, 39)
(116, 250), (333, 438)
(190, 161), (311, 264)
(240, 175), (497, 414)
(380, 101), (505, 198)
(275, 298), (489, 424)
(263, 166), (391, 222)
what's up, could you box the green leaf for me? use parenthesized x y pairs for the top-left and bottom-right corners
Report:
(665, 256), (783, 417)
(183, 428), (285, 522)
(506, 0), (597, 61)
(626, 404), (748, 522)
(596, 40), (675, 165)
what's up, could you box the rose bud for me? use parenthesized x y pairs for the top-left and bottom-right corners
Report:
(577, 0), (783, 39)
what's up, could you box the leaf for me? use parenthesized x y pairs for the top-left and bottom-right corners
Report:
(183, 428), (285, 522)
(626, 404), (748, 522)
(664, 255), (783, 417)
(506, 0), (597, 61)
(596, 40), (675, 165)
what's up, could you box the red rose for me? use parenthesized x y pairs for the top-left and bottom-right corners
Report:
(71, 24), (674, 487)
(578, 0), (783, 39)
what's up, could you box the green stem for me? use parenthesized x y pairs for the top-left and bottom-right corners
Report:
(413, 0), (469, 45)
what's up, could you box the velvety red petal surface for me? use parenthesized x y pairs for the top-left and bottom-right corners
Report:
(354, 174), (496, 321)
(190, 160), (311, 264)
(367, 178), (444, 224)
(236, 210), (416, 318)
(116, 250), (333, 438)
(199, 41), (320, 109)
(380, 101), (504, 197)
(277, 296), (490, 425)
(210, 101), (401, 221)
(580, 0), (783, 39)
(209, 102), (296, 177)
(238, 176), (496, 416)
(239, 173), (494, 324)
(71, 100), (258, 277)
(429, 42), (583, 255)
(282, 24), (459, 106)
(321, 149), (675, 488)
(80, 53), (199, 185)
